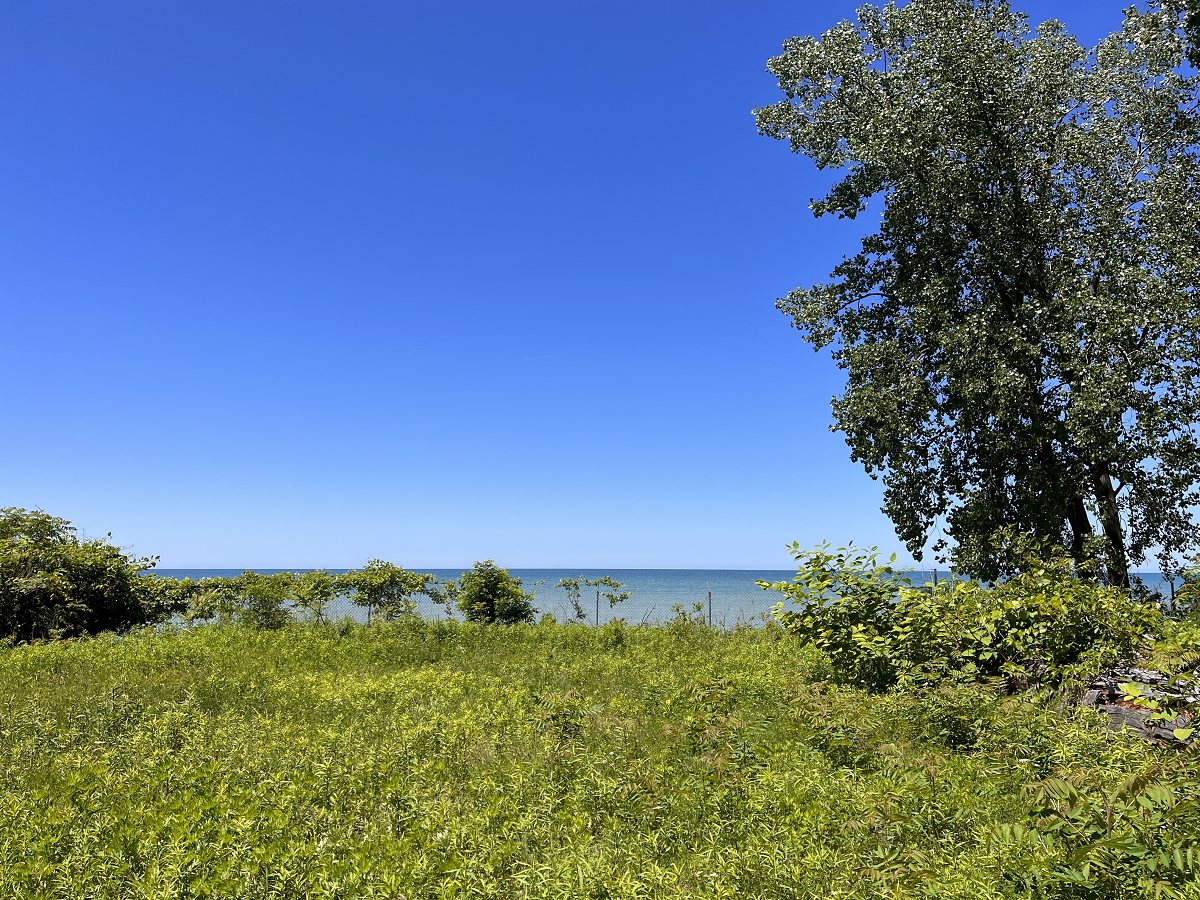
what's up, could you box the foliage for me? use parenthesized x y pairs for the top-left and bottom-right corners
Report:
(755, 0), (1200, 583)
(0, 507), (159, 641)
(176, 572), (294, 630)
(1160, 0), (1200, 69)
(590, 575), (632, 610)
(228, 572), (295, 630)
(554, 576), (589, 621)
(171, 562), (441, 629)
(1133, 606), (1200, 745)
(293, 569), (339, 624)
(3, 620), (1197, 898)
(555, 575), (631, 624)
(449, 559), (536, 624)
(760, 538), (1162, 693)
(137, 575), (201, 624)
(1013, 768), (1200, 897)
(758, 542), (912, 691)
(341, 559), (438, 623)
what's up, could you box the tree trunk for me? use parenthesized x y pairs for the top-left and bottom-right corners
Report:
(1090, 465), (1130, 589)
(1065, 493), (1092, 569)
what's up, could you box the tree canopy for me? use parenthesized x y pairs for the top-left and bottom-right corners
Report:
(755, 0), (1200, 582)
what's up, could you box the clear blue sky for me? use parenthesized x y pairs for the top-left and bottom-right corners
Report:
(1, 0), (1127, 568)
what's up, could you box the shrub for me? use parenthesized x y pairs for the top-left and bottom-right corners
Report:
(340, 560), (438, 623)
(0, 508), (158, 641)
(230, 572), (295, 630)
(180, 572), (294, 630)
(450, 560), (536, 624)
(1014, 769), (1200, 896)
(293, 569), (338, 624)
(760, 538), (1162, 693)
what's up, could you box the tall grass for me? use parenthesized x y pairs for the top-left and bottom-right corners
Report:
(0, 620), (1188, 898)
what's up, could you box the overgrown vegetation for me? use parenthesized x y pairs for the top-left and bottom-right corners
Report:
(1, 619), (1197, 899)
(1, 508), (553, 639)
(758, 537), (1164, 696)
(0, 508), (158, 641)
(3, 508), (1198, 895)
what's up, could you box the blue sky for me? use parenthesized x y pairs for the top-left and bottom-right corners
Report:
(1, 0), (1130, 568)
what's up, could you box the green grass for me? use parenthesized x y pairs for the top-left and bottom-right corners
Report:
(0, 620), (1188, 898)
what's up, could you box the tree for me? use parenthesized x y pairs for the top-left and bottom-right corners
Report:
(451, 560), (536, 624)
(0, 507), (159, 640)
(555, 576), (589, 622)
(754, 0), (1200, 583)
(294, 569), (339, 624)
(342, 560), (439, 623)
(554, 575), (631, 624)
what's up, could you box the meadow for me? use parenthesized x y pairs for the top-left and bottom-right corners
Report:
(1, 618), (1192, 899)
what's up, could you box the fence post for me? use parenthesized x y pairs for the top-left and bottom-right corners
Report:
(595, 587), (600, 628)
(933, 569), (938, 588)
(707, 582), (712, 628)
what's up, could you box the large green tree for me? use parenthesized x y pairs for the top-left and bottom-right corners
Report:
(755, 0), (1200, 583)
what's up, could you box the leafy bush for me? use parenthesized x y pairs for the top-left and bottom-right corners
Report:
(177, 562), (441, 629)
(0, 508), (160, 641)
(1008, 769), (1200, 897)
(448, 559), (536, 624)
(229, 572), (295, 630)
(293, 569), (339, 624)
(174, 572), (294, 629)
(760, 539), (1161, 693)
(341, 559), (438, 622)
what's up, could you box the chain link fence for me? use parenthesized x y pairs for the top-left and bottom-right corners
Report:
(314, 586), (779, 628)
(154, 569), (1183, 628)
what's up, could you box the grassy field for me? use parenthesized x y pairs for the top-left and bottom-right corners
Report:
(0, 619), (1189, 899)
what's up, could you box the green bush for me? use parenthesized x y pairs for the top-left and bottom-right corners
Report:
(1008, 769), (1200, 897)
(179, 572), (294, 629)
(0, 508), (161, 641)
(177, 562), (442, 629)
(293, 569), (339, 624)
(340, 559), (438, 622)
(760, 538), (1162, 693)
(449, 559), (536, 624)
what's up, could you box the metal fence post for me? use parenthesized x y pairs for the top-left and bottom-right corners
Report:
(595, 587), (600, 628)
(707, 582), (712, 627)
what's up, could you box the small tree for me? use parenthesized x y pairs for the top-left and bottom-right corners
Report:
(587, 576), (631, 624)
(230, 572), (295, 630)
(555, 576), (589, 622)
(294, 569), (339, 624)
(342, 559), (438, 623)
(452, 560), (536, 624)
(555, 575), (631, 624)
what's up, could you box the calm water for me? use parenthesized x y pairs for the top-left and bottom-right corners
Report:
(151, 568), (1181, 627)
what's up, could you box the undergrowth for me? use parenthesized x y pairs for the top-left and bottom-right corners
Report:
(0, 620), (1195, 899)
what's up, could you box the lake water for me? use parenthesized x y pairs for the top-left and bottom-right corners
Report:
(152, 567), (1182, 627)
